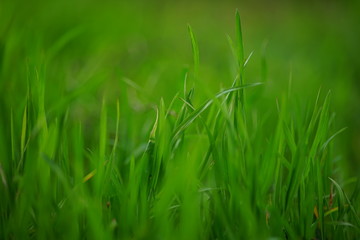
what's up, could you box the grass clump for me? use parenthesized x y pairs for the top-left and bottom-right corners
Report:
(0, 7), (359, 240)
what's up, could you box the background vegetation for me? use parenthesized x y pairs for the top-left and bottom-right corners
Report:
(0, 0), (359, 239)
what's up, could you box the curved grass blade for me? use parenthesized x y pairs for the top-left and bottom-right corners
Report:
(172, 83), (262, 142)
(329, 177), (346, 220)
(188, 24), (199, 79)
(320, 127), (347, 152)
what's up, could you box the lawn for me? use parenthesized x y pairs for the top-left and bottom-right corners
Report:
(0, 0), (359, 239)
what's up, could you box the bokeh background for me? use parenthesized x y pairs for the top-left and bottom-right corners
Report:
(1, 0), (359, 176)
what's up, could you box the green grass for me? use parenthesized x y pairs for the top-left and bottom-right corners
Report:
(0, 1), (359, 239)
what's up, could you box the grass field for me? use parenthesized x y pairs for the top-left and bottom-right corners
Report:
(1, 0), (360, 239)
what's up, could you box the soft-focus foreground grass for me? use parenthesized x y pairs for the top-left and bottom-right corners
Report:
(1, 0), (360, 239)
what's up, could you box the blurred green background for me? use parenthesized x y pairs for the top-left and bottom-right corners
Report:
(1, 0), (359, 174)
